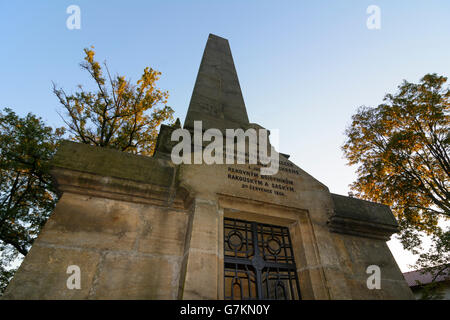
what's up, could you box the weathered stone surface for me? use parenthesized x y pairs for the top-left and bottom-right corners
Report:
(182, 251), (220, 299)
(38, 194), (140, 251)
(331, 193), (398, 226)
(3, 193), (188, 299)
(52, 140), (175, 187)
(137, 207), (188, 257)
(181, 199), (220, 299)
(331, 232), (414, 299)
(153, 120), (182, 158)
(3, 245), (100, 299)
(92, 252), (181, 299)
(328, 194), (399, 240)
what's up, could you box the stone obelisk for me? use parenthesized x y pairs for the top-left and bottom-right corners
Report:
(184, 34), (249, 131)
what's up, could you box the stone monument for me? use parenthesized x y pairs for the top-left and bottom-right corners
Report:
(3, 34), (414, 300)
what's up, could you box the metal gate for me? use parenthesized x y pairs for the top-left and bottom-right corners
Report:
(224, 217), (301, 300)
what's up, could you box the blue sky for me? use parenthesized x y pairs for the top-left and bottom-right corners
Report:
(2, 0), (450, 271)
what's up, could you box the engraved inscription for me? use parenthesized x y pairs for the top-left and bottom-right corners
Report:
(226, 165), (296, 196)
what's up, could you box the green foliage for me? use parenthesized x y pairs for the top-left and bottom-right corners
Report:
(415, 230), (450, 299)
(0, 108), (65, 294)
(53, 47), (174, 156)
(343, 73), (450, 295)
(418, 281), (446, 300)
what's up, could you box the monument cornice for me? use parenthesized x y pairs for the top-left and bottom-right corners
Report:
(328, 193), (399, 241)
(50, 140), (190, 209)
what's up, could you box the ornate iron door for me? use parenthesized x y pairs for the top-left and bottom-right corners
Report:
(224, 217), (301, 300)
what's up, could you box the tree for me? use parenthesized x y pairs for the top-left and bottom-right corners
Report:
(343, 73), (449, 287)
(415, 229), (450, 299)
(53, 47), (174, 156)
(0, 48), (174, 294)
(0, 108), (64, 294)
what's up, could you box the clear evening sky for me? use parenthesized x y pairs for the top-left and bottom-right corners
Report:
(2, 0), (450, 271)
